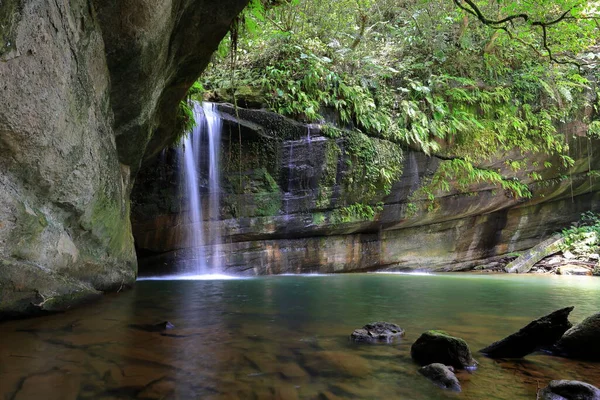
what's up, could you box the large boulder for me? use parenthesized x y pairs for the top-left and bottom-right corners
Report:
(350, 322), (405, 343)
(411, 330), (477, 370)
(556, 312), (600, 360)
(0, 0), (248, 319)
(537, 380), (600, 400)
(480, 307), (574, 358)
(418, 363), (461, 392)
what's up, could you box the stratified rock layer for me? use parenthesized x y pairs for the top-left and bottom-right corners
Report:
(132, 105), (600, 276)
(0, 0), (248, 318)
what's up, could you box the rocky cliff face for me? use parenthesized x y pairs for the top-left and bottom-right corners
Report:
(132, 104), (600, 275)
(0, 0), (248, 318)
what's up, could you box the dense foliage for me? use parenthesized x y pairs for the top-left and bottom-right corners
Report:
(199, 0), (599, 216)
(562, 211), (600, 254)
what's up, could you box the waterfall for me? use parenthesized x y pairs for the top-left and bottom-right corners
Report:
(284, 139), (295, 217)
(204, 102), (223, 270)
(179, 105), (207, 274)
(177, 101), (223, 276)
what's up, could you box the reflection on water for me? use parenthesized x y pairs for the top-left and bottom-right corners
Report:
(0, 274), (599, 399)
(137, 274), (247, 281)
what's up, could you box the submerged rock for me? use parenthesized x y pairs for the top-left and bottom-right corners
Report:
(306, 351), (372, 378)
(411, 331), (477, 369)
(556, 312), (600, 360)
(418, 363), (461, 392)
(537, 380), (600, 400)
(350, 322), (405, 343)
(129, 321), (175, 332)
(480, 307), (574, 358)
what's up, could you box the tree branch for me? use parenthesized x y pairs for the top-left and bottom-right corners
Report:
(453, 0), (595, 69)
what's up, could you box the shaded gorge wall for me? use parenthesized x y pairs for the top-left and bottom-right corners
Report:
(0, 0), (248, 318)
(131, 104), (600, 275)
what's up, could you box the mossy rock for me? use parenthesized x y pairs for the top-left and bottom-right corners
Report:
(0, 0), (23, 56)
(411, 330), (477, 370)
(556, 312), (600, 361)
(213, 86), (266, 109)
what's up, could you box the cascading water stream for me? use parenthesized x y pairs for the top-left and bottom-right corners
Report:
(179, 104), (207, 275)
(176, 101), (223, 277)
(204, 102), (223, 270)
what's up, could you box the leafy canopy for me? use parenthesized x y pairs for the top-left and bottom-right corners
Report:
(199, 0), (599, 216)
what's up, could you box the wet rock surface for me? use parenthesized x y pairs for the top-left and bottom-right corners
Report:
(132, 103), (600, 277)
(418, 363), (461, 392)
(350, 322), (404, 343)
(411, 330), (477, 369)
(129, 321), (175, 332)
(481, 307), (574, 358)
(537, 380), (600, 400)
(556, 312), (600, 361)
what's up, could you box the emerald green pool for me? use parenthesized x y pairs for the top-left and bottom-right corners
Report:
(1, 273), (599, 399)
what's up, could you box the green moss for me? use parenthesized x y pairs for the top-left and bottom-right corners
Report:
(188, 81), (205, 102)
(427, 330), (450, 336)
(316, 140), (340, 209)
(312, 212), (326, 225)
(0, 0), (23, 56)
(224, 168), (283, 217)
(254, 169), (281, 216)
(173, 101), (196, 146)
(342, 131), (403, 203)
(81, 191), (132, 258)
(255, 191), (282, 216)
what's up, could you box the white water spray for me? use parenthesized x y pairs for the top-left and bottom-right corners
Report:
(204, 102), (223, 269)
(177, 102), (224, 276)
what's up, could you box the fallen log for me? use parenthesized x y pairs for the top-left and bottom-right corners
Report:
(505, 235), (565, 274)
(481, 307), (574, 358)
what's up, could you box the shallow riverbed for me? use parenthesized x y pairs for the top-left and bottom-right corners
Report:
(1, 273), (599, 399)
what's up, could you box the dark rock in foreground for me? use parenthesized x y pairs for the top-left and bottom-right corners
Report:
(411, 330), (477, 370)
(350, 322), (405, 343)
(418, 363), (461, 392)
(480, 307), (574, 358)
(556, 312), (600, 360)
(537, 380), (600, 400)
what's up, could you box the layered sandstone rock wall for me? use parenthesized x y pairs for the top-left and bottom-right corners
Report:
(132, 105), (600, 275)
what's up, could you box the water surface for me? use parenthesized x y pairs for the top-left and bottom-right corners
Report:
(1, 273), (599, 399)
